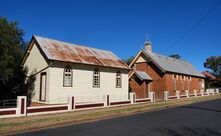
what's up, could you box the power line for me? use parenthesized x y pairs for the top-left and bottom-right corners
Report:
(163, 0), (221, 52)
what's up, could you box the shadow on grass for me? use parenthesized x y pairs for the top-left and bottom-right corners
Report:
(180, 106), (221, 113)
(155, 126), (221, 136)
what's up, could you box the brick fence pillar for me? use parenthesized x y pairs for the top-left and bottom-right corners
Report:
(176, 91), (180, 99)
(201, 89), (205, 96)
(164, 91), (169, 101)
(206, 89), (209, 95)
(17, 96), (27, 117)
(194, 90), (197, 97)
(212, 89), (215, 95)
(216, 89), (219, 94)
(130, 93), (136, 104)
(150, 92), (155, 102)
(185, 90), (189, 98)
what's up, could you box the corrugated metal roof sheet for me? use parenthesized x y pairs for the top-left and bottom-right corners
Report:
(134, 70), (152, 80)
(33, 35), (129, 69)
(202, 71), (216, 80)
(142, 50), (205, 78)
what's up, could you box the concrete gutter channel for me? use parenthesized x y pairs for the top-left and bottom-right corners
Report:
(2, 94), (221, 136)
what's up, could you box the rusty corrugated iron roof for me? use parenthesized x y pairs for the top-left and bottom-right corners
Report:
(33, 35), (129, 69)
(201, 71), (217, 80)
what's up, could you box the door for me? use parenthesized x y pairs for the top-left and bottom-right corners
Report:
(147, 82), (151, 98)
(40, 72), (47, 101)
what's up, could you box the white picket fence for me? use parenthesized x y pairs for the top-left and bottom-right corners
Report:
(0, 92), (155, 118)
(164, 88), (220, 100)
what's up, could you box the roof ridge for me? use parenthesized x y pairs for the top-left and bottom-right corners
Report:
(31, 35), (129, 70)
(149, 51), (189, 64)
(33, 35), (114, 54)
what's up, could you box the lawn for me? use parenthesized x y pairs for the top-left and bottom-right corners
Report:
(0, 94), (221, 135)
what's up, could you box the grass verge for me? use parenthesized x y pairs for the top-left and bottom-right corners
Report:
(0, 94), (221, 135)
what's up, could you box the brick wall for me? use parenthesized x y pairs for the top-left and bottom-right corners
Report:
(130, 62), (205, 99)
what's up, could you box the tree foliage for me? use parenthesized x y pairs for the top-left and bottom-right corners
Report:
(0, 17), (35, 101)
(0, 17), (25, 84)
(204, 56), (221, 79)
(169, 54), (181, 59)
(123, 56), (135, 65)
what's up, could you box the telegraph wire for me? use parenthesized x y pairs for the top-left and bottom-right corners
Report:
(163, 0), (221, 52)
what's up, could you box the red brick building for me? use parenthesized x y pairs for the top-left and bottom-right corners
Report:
(129, 40), (205, 99)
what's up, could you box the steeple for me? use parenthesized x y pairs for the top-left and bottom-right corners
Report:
(144, 34), (152, 52)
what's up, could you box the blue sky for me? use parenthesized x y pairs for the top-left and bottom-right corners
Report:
(1, 0), (221, 71)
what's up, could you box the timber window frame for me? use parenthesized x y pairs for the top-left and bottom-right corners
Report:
(63, 65), (72, 87)
(93, 68), (100, 88)
(116, 71), (122, 88)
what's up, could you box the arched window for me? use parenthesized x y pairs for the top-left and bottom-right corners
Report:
(93, 68), (100, 87)
(116, 71), (122, 88)
(63, 65), (72, 87)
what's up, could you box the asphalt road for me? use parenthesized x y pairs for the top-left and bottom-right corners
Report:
(12, 99), (221, 136)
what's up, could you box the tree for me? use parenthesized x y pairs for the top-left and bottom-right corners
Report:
(169, 54), (181, 59)
(0, 17), (35, 102)
(123, 56), (135, 65)
(0, 17), (25, 85)
(204, 56), (221, 79)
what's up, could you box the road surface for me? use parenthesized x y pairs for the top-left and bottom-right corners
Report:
(12, 99), (221, 136)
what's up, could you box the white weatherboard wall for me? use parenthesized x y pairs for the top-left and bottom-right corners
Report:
(47, 61), (129, 104)
(23, 43), (49, 102)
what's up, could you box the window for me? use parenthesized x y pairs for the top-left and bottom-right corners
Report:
(181, 75), (184, 91)
(116, 71), (122, 88)
(188, 76), (190, 90)
(63, 65), (72, 87)
(174, 78), (177, 92)
(199, 79), (201, 89)
(173, 74), (177, 91)
(93, 68), (100, 87)
(201, 79), (205, 89)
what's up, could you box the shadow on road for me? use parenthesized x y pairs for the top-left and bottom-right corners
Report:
(180, 106), (221, 113)
(155, 126), (221, 136)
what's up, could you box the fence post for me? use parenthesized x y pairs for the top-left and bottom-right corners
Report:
(130, 93), (136, 104)
(103, 94), (110, 107)
(201, 89), (205, 96)
(212, 89), (215, 95)
(194, 90), (197, 97)
(176, 91), (180, 99)
(17, 96), (27, 117)
(150, 92), (155, 102)
(206, 89), (210, 95)
(164, 91), (169, 101)
(216, 89), (219, 94)
(185, 90), (189, 98)
(68, 95), (75, 111)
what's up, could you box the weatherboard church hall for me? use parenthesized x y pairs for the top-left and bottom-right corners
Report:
(22, 35), (130, 104)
